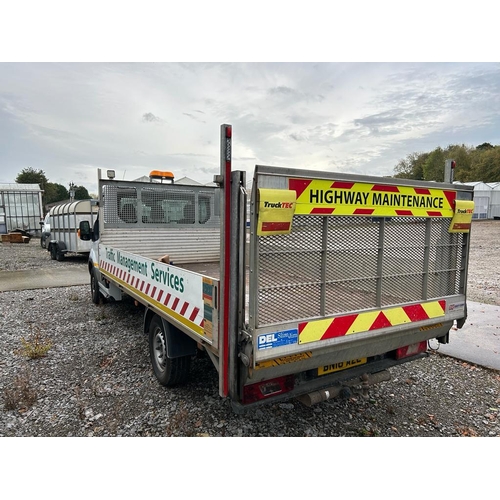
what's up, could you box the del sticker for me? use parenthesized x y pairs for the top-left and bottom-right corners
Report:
(257, 328), (299, 350)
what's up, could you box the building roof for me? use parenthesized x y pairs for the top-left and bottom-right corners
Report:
(0, 183), (42, 192)
(175, 176), (202, 185)
(133, 175), (160, 183)
(454, 181), (492, 191)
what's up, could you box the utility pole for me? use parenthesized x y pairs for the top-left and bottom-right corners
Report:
(444, 159), (456, 184)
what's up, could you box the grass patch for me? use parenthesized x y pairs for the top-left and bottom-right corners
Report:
(95, 311), (109, 322)
(19, 329), (53, 359)
(4, 371), (37, 411)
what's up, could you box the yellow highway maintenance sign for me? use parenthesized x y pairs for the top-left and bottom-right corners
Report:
(288, 178), (457, 218)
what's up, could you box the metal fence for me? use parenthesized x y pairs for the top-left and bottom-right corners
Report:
(0, 186), (43, 234)
(99, 180), (221, 264)
(254, 216), (467, 327)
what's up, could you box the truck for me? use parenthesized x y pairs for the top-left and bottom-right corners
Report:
(79, 124), (475, 413)
(46, 199), (98, 261)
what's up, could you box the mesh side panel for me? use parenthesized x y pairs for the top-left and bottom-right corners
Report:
(258, 283), (322, 325)
(257, 216), (321, 325)
(324, 279), (378, 314)
(380, 219), (426, 306)
(427, 227), (464, 298)
(141, 187), (195, 224)
(255, 215), (466, 328)
(324, 217), (379, 314)
(101, 183), (218, 227)
(103, 185), (137, 224)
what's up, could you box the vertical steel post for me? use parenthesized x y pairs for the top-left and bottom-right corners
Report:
(320, 217), (328, 316)
(219, 124), (232, 397)
(375, 218), (386, 307)
(422, 218), (431, 300)
(228, 170), (246, 399)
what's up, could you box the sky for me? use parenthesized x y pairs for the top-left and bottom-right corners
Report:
(1, 3), (499, 196)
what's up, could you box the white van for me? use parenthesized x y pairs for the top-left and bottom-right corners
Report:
(39, 213), (51, 248)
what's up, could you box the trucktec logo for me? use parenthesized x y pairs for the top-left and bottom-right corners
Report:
(263, 201), (295, 209)
(257, 188), (297, 237)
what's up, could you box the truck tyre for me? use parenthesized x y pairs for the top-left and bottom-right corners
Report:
(90, 269), (101, 304)
(56, 247), (64, 261)
(50, 244), (57, 260)
(149, 316), (191, 387)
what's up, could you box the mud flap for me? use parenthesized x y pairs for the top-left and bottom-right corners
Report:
(161, 317), (197, 359)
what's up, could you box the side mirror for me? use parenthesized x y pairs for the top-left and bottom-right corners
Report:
(79, 220), (92, 240)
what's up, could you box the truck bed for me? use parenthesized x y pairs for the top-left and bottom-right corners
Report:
(179, 261), (221, 280)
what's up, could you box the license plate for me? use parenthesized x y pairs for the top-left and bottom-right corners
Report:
(318, 358), (367, 376)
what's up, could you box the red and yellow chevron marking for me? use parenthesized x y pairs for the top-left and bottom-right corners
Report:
(289, 178), (456, 218)
(298, 300), (446, 344)
(99, 259), (204, 336)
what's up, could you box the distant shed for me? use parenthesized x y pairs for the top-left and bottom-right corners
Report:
(454, 181), (494, 219)
(489, 183), (500, 219)
(0, 183), (44, 235)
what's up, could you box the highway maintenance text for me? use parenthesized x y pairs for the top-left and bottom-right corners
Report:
(309, 190), (444, 209)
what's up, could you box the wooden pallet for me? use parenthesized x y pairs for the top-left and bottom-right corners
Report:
(1, 233), (30, 243)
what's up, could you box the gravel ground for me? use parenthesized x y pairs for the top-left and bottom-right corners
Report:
(0, 221), (499, 437)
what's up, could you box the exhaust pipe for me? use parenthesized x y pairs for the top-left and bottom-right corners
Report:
(296, 370), (391, 407)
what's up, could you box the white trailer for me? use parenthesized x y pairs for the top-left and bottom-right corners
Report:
(47, 199), (98, 261)
(79, 124), (475, 413)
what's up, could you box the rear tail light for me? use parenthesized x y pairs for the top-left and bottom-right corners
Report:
(242, 375), (294, 405)
(395, 340), (427, 360)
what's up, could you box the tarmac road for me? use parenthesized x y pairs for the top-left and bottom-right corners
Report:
(0, 267), (89, 292)
(0, 266), (498, 371)
(433, 301), (500, 372)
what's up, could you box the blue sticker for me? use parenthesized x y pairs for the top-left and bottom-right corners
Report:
(257, 328), (299, 350)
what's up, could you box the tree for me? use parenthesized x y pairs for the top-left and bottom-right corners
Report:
(393, 152), (428, 180)
(422, 147), (446, 181)
(44, 183), (69, 204)
(393, 143), (499, 183)
(476, 143), (494, 151)
(74, 185), (90, 200)
(470, 148), (500, 182)
(15, 167), (48, 189)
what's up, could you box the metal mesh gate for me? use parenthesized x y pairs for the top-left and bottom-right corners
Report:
(101, 183), (218, 227)
(255, 216), (466, 327)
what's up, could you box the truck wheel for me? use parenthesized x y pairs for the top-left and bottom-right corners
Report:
(149, 316), (191, 387)
(90, 269), (101, 304)
(56, 248), (64, 261)
(50, 245), (57, 260)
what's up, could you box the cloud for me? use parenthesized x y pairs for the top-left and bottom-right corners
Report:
(268, 86), (295, 96)
(1, 62), (500, 195)
(183, 112), (206, 123)
(142, 112), (161, 123)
